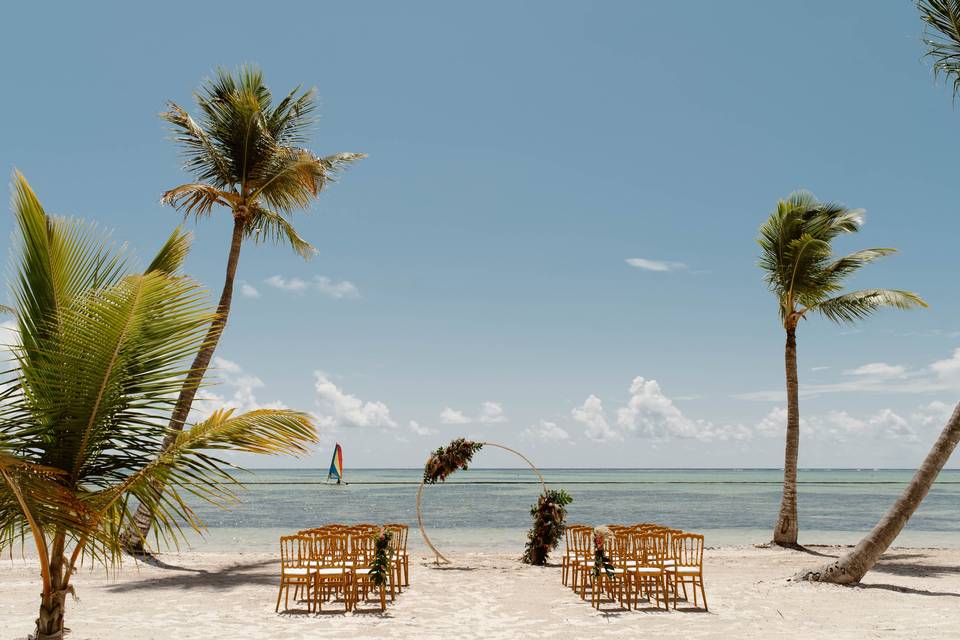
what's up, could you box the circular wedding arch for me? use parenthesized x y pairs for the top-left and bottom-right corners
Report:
(416, 441), (546, 564)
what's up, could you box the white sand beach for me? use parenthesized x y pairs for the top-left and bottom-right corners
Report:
(2, 545), (959, 639)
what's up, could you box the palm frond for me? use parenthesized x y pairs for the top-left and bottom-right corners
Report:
(919, 0), (960, 99)
(821, 248), (897, 281)
(810, 289), (928, 324)
(145, 226), (193, 275)
(10, 172), (128, 374)
(161, 183), (234, 219)
(89, 408), (316, 553)
(161, 102), (233, 187)
(246, 206), (316, 259)
(0, 451), (90, 552)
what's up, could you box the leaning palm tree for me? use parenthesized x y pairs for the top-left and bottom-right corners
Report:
(798, 403), (960, 583)
(0, 174), (318, 640)
(123, 66), (363, 549)
(790, 0), (960, 582)
(758, 192), (926, 547)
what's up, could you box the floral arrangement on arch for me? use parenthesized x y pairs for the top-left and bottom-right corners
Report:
(522, 489), (573, 566)
(369, 528), (394, 587)
(422, 438), (484, 484)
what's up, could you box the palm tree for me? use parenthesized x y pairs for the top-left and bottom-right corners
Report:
(123, 66), (364, 549)
(0, 174), (318, 639)
(758, 192), (926, 547)
(791, 0), (960, 582)
(798, 403), (960, 583)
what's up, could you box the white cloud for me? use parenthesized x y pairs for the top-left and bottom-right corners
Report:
(239, 281), (260, 298)
(616, 377), (751, 442)
(911, 400), (955, 427)
(408, 420), (437, 436)
(265, 274), (359, 299)
(844, 362), (906, 378)
(478, 401), (507, 424)
(314, 372), (397, 429)
(625, 258), (687, 272)
(572, 395), (621, 442)
(265, 275), (310, 292)
(523, 419), (571, 442)
(438, 401), (508, 425)
(191, 357), (287, 422)
(439, 407), (470, 424)
(315, 276), (360, 299)
(755, 405), (924, 444)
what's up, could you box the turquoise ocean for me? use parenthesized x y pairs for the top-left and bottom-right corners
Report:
(181, 468), (960, 553)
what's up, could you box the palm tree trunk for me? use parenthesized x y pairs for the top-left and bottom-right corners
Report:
(773, 326), (800, 546)
(798, 402), (960, 584)
(122, 216), (245, 551)
(35, 532), (67, 640)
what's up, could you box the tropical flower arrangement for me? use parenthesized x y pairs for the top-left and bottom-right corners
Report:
(422, 438), (484, 484)
(592, 526), (616, 578)
(369, 529), (394, 587)
(522, 489), (573, 565)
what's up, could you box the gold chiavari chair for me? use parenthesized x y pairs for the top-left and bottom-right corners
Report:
(276, 535), (316, 612)
(570, 526), (595, 599)
(669, 533), (707, 610)
(306, 532), (352, 611)
(349, 530), (393, 611)
(591, 530), (630, 610)
(385, 524), (410, 589)
(561, 524), (587, 587)
(627, 531), (670, 611)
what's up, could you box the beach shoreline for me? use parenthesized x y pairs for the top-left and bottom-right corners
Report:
(3, 544), (959, 639)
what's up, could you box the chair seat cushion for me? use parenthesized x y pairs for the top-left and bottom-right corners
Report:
(282, 567), (315, 576)
(671, 565), (701, 575)
(629, 567), (663, 575)
(316, 568), (347, 576)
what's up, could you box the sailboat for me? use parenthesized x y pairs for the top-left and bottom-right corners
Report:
(327, 443), (344, 484)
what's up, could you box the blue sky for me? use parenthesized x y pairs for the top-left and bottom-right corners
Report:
(2, 1), (959, 469)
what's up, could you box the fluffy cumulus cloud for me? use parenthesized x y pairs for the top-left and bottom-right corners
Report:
(523, 419), (571, 442)
(931, 349), (960, 385)
(239, 281), (260, 298)
(191, 357), (287, 422)
(265, 275), (359, 299)
(313, 371), (397, 430)
(625, 258), (687, 272)
(755, 405), (926, 444)
(408, 420), (437, 436)
(478, 401), (507, 424)
(615, 377), (751, 442)
(572, 394), (621, 442)
(439, 407), (470, 424)
(439, 402), (507, 425)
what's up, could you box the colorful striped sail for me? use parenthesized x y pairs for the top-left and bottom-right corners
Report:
(327, 443), (344, 484)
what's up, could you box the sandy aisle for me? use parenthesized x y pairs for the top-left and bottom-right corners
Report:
(2, 545), (959, 639)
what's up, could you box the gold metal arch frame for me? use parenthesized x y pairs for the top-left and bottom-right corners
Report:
(415, 442), (546, 565)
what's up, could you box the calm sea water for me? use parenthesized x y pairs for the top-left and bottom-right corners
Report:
(180, 468), (960, 552)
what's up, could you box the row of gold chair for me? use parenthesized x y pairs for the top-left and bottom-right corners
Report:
(562, 523), (707, 611)
(276, 523), (410, 613)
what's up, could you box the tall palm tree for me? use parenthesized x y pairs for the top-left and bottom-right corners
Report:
(791, 0), (960, 582)
(758, 192), (926, 547)
(124, 66), (364, 549)
(0, 174), (318, 640)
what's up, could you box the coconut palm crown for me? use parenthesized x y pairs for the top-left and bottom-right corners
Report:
(758, 191), (925, 330)
(757, 191), (926, 547)
(0, 174), (318, 640)
(161, 64), (364, 256)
